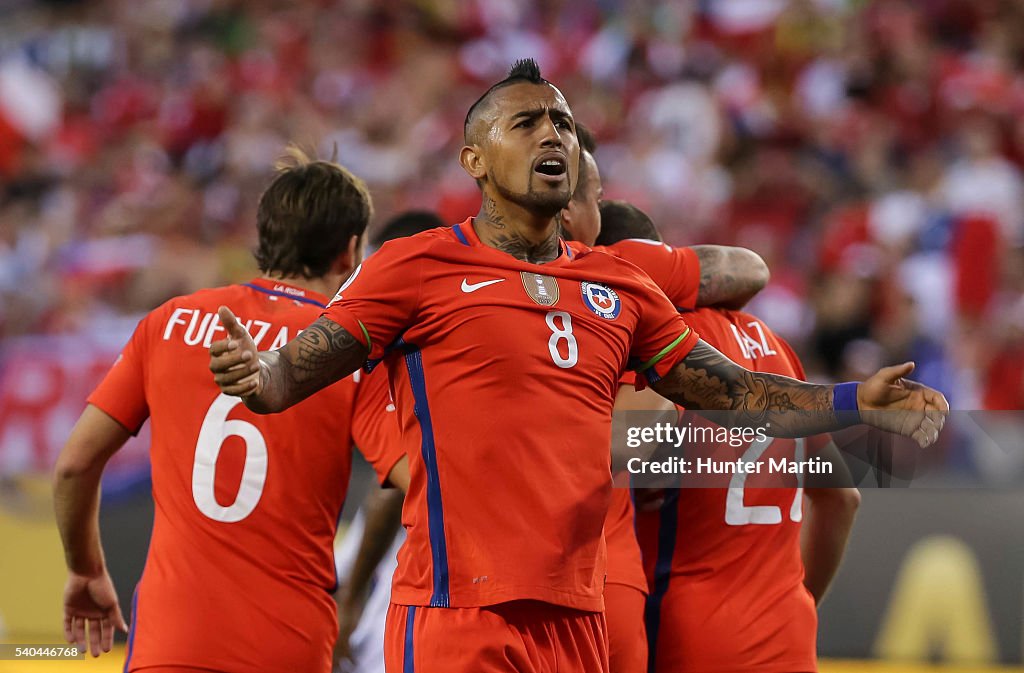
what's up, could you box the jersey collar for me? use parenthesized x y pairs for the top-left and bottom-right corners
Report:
(454, 218), (575, 265)
(245, 278), (329, 308)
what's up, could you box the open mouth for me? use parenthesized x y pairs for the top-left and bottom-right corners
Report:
(534, 155), (567, 178)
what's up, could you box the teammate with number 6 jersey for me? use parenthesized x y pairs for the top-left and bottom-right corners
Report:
(635, 307), (861, 673)
(53, 149), (400, 673)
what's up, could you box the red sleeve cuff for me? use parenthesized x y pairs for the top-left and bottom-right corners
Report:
(320, 308), (374, 357)
(85, 395), (147, 436)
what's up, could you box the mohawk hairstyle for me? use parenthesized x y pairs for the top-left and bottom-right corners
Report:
(507, 58), (543, 82)
(464, 58), (549, 142)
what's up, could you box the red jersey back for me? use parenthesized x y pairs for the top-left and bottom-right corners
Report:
(585, 239), (701, 312)
(634, 308), (818, 673)
(88, 278), (395, 673)
(323, 219), (698, 612)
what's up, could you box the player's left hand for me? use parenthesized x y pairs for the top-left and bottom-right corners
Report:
(857, 362), (949, 448)
(332, 586), (366, 672)
(62, 570), (128, 657)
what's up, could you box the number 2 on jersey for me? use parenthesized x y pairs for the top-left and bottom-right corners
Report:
(192, 394), (268, 523)
(545, 310), (578, 368)
(725, 436), (804, 525)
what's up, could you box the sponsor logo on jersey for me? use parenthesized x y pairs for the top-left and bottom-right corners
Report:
(580, 282), (620, 319)
(461, 278), (505, 293)
(520, 272), (560, 306)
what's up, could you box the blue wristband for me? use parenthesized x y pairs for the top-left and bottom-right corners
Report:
(833, 382), (861, 422)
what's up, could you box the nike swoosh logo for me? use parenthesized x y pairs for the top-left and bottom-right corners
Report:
(461, 278), (506, 293)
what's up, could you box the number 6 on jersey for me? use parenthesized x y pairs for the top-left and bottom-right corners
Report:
(192, 394), (268, 522)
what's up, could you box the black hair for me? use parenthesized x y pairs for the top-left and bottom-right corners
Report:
(573, 122), (598, 202)
(575, 121), (597, 155)
(464, 58), (548, 143)
(372, 210), (446, 246)
(595, 200), (662, 246)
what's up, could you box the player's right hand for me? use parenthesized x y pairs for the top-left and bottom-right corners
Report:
(209, 306), (263, 397)
(62, 570), (128, 657)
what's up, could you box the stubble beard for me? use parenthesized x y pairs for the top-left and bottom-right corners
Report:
(494, 173), (572, 219)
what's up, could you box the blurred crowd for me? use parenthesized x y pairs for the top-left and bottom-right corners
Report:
(1, 0), (1023, 412)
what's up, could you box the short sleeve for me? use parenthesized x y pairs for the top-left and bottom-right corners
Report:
(775, 335), (808, 381)
(351, 366), (404, 486)
(322, 239), (423, 360)
(87, 314), (152, 434)
(628, 275), (700, 390)
(611, 240), (701, 311)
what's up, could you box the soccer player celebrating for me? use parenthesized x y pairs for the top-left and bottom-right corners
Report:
(210, 60), (946, 673)
(599, 200), (861, 673)
(335, 124), (777, 673)
(54, 149), (400, 672)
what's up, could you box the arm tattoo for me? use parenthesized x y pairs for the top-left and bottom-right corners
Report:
(248, 317), (368, 413)
(650, 340), (839, 436)
(693, 245), (769, 310)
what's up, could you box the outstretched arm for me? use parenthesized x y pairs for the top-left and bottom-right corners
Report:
(692, 245), (770, 310)
(209, 307), (369, 414)
(650, 340), (947, 447)
(53, 405), (131, 656)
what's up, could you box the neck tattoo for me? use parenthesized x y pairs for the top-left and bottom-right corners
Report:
(486, 229), (560, 264)
(480, 196), (506, 230)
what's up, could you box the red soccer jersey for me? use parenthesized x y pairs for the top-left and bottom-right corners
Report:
(588, 239), (702, 312)
(605, 479), (647, 593)
(593, 240), (699, 595)
(323, 219), (698, 612)
(634, 308), (819, 673)
(88, 278), (397, 673)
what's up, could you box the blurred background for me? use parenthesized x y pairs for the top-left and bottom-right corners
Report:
(0, 0), (1022, 670)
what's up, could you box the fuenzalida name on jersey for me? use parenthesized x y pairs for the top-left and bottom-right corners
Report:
(162, 308), (293, 350)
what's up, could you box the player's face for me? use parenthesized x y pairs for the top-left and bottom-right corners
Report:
(482, 83), (580, 217)
(562, 150), (602, 246)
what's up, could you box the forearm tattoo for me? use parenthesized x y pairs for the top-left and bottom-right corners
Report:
(651, 340), (838, 436)
(258, 317), (368, 410)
